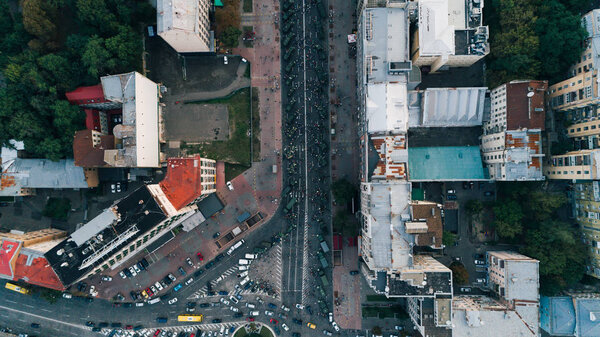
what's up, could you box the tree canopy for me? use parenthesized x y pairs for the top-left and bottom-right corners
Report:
(331, 178), (357, 206)
(487, 0), (588, 87)
(0, 0), (154, 159)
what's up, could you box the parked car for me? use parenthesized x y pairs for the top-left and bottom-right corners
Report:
(281, 304), (290, 312)
(332, 322), (340, 332)
(168, 273), (177, 282)
(307, 322), (316, 329)
(223, 56), (228, 65)
(186, 257), (194, 267)
(220, 298), (230, 305)
(476, 278), (487, 284)
(155, 282), (164, 291)
(226, 181), (234, 190)
(474, 259), (486, 265)
(128, 266), (137, 277)
(168, 298), (178, 305)
(281, 323), (289, 331)
(323, 330), (332, 336)
(460, 287), (472, 292)
(62, 293), (72, 299)
(178, 267), (187, 276)
(174, 284), (183, 292)
(102, 276), (113, 281)
(230, 306), (239, 312)
(447, 194), (458, 200)
(264, 310), (274, 316)
(119, 271), (127, 279)
(296, 303), (305, 310)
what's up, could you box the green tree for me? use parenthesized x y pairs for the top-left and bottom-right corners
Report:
(524, 190), (567, 221)
(450, 262), (469, 285)
(104, 25), (141, 72)
(76, 0), (118, 35)
(465, 199), (483, 216)
(221, 26), (241, 48)
(21, 0), (59, 50)
(82, 35), (109, 77)
(521, 220), (586, 295)
(442, 230), (457, 246)
(331, 178), (357, 205)
(493, 200), (524, 239)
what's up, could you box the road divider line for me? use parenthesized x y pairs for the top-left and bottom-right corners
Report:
(0, 304), (90, 331)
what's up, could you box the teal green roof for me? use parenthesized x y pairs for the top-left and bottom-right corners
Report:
(215, 0), (223, 6)
(408, 146), (486, 181)
(411, 188), (424, 201)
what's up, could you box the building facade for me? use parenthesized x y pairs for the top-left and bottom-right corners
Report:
(545, 149), (600, 180)
(157, 0), (214, 53)
(573, 181), (600, 278)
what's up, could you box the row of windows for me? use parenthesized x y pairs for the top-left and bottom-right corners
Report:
(547, 170), (590, 175)
(570, 123), (598, 133)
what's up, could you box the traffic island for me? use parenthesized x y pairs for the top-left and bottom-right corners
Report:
(232, 322), (275, 337)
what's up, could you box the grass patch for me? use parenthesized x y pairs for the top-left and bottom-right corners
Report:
(366, 295), (395, 302)
(226, 163), (250, 181)
(244, 63), (251, 78)
(259, 326), (274, 337)
(182, 88), (257, 165)
(362, 305), (409, 319)
(243, 0), (253, 13)
(243, 26), (254, 48)
(42, 197), (71, 221)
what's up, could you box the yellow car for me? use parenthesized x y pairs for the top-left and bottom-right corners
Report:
(141, 290), (149, 299)
(307, 322), (316, 329)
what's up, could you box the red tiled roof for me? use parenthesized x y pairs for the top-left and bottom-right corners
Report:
(13, 253), (64, 291)
(506, 80), (547, 131)
(65, 84), (106, 106)
(159, 156), (207, 210)
(0, 240), (21, 278)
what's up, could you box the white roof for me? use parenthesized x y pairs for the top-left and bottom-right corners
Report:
(409, 87), (486, 127)
(362, 7), (409, 83)
(0, 159), (89, 196)
(418, 0), (455, 57)
(71, 209), (118, 246)
(157, 0), (199, 33)
(101, 72), (160, 167)
(503, 258), (539, 302)
(366, 83), (408, 134)
(363, 182), (412, 269)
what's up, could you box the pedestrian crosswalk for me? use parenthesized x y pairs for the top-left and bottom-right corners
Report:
(99, 321), (244, 336)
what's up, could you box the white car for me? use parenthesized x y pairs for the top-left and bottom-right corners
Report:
(133, 264), (140, 273)
(62, 293), (72, 299)
(246, 303), (256, 309)
(119, 271), (126, 279)
(168, 297), (178, 305)
(264, 310), (274, 316)
(296, 304), (305, 310)
(281, 323), (289, 331)
(128, 266), (137, 277)
(89, 285), (98, 297)
(102, 276), (112, 282)
(229, 306), (239, 312)
(332, 321), (340, 332)
(241, 58), (247, 63)
(238, 265), (248, 271)
(220, 298), (230, 305)
(328, 312), (333, 323)
(151, 286), (158, 294)
(185, 278), (194, 286)
(155, 282), (164, 291)
(226, 181), (234, 190)
(476, 278), (487, 284)
(223, 56), (228, 65)
(281, 305), (290, 312)
(230, 296), (239, 304)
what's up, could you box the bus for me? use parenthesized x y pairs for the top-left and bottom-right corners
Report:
(5, 282), (30, 295)
(178, 315), (203, 322)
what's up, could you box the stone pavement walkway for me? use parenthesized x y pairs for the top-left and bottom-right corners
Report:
(333, 238), (362, 330)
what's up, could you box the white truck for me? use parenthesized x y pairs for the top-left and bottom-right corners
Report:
(227, 239), (245, 255)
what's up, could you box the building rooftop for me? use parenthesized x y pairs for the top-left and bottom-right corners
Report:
(410, 201), (443, 249)
(408, 88), (487, 127)
(386, 256), (452, 296)
(371, 135), (408, 180)
(73, 130), (115, 167)
(576, 298), (600, 337)
(540, 296), (576, 336)
(65, 84), (107, 106)
(45, 186), (167, 286)
(417, 0), (455, 57)
(13, 249), (64, 291)
(0, 239), (20, 279)
(366, 83), (409, 134)
(503, 130), (543, 180)
(408, 146), (486, 181)
(452, 296), (539, 337)
(582, 10), (600, 71)
(488, 251), (539, 302)
(157, 0), (200, 34)
(196, 193), (224, 218)
(364, 182), (411, 269)
(504, 80), (547, 131)
(362, 7), (410, 84)
(158, 156), (208, 211)
(100, 72), (161, 168)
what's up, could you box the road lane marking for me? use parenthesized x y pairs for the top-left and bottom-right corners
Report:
(0, 304), (90, 331)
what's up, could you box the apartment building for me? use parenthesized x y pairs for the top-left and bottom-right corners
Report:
(545, 149), (600, 180)
(541, 295), (600, 336)
(411, 0), (489, 72)
(481, 80), (547, 181)
(573, 181), (600, 278)
(452, 251), (540, 337)
(157, 0), (214, 53)
(67, 72), (165, 168)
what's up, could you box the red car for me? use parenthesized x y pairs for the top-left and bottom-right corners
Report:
(270, 318), (278, 325)
(154, 330), (161, 337)
(197, 252), (204, 261)
(125, 325), (133, 330)
(247, 317), (255, 322)
(146, 287), (154, 297)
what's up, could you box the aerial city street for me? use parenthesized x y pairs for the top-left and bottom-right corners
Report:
(1, 0), (600, 337)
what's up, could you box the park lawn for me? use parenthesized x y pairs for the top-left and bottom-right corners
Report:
(243, 0), (253, 12)
(183, 88), (260, 165)
(226, 163), (250, 181)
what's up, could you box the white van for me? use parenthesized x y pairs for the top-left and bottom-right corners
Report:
(240, 276), (250, 286)
(220, 326), (225, 334)
(245, 253), (257, 259)
(135, 302), (144, 307)
(227, 239), (246, 256)
(148, 298), (161, 304)
(238, 265), (248, 271)
(246, 303), (256, 309)
(238, 259), (249, 265)
(239, 271), (249, 278)
(250, 310), (260, 316)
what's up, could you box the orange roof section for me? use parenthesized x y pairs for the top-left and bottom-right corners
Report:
(159, 156), (207, 211)
(13, 254), (64, 291)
